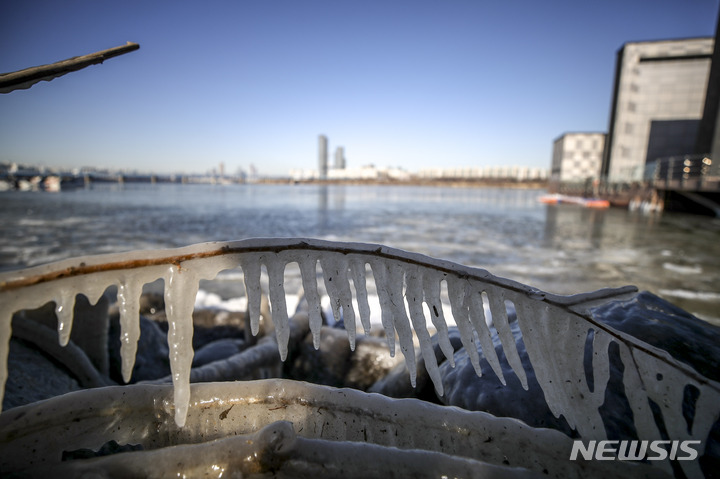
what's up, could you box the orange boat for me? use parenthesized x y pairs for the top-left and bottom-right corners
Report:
(538, 194), (610, 208)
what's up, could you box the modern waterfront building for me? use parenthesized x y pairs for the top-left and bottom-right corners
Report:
(601, 37), (714, 182)
(334, 146), (346, 169)
(318, 135), (328, 179)
(551, 132), (606, 182)
(697, 12), (720, 178)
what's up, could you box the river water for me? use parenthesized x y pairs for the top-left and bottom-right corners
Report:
(1, 182), (719, 325)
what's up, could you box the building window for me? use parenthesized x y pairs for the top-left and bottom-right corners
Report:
(627, 101), (636, 112)
(625, 122), (634, 134)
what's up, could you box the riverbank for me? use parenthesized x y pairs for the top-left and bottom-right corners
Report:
(259, 177), (549, 189)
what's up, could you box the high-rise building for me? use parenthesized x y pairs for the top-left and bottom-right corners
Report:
(551, 132), (606, 182)
(318, 135), (328, 179)
(334, 146), (345, 169)
(601, 37), (714, 182)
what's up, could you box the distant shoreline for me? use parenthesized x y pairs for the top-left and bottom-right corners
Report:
(256, 178), (549, 190)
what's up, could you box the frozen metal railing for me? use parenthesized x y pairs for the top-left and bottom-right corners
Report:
(1, 238), (718, 477)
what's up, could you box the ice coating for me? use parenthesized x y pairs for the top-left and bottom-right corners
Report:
(0, 236), (717, 476)
(1, 380), (648, 478)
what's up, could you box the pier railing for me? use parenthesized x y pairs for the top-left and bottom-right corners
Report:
(645, 154), (719, 191)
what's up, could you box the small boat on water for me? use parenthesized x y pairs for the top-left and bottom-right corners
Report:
(538, 193), (610, 209)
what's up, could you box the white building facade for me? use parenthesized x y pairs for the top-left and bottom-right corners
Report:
(551, 132), (606, 182)
(416, 166), (548, 181)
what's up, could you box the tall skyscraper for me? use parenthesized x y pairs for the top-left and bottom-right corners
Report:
(318, 135), (328, 179)
(334, 146), (345, 169)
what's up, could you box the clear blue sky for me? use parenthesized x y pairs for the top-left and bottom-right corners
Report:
(1, 0), (718, 176)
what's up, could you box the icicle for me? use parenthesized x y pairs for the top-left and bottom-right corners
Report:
(349, 258), (371, 335)
(321, 255), (357, 351)
(589, 329), (612, 402)
(56, 274), (116, 348)
(298, 255), (323, 349)
(54, 289), (76, 347)
(485, 286), (526, 389)
(636, 349), (691, 440)
(563, 319), (606, 436)
(117, 279), (141, 384)
(385, 260), (417, 387)
(515, 301), (566, 421)
(515, 300), (607, 438)
(618, 343), (675, 476)
(370, 259), (396, 356)
(445, 277), (483, 377)
(240, 255), (263, 337)
(422, 272), (455, 367)
(630, 347), (719, 479)
(265, 254), (290, 360)
(617, 342), (662, 435)
(321, 255), (341, 325)
(164, 264), (199, 427)
(405, 266), (443, 396)
(691, 383), (720, 444)
(466, 283), (506, 385)
(686, 382), (720, 478)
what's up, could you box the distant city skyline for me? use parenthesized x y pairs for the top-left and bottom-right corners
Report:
(1, 1), (718, 176)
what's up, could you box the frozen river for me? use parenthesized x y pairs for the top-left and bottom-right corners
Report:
(1, 182), (718, 325)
